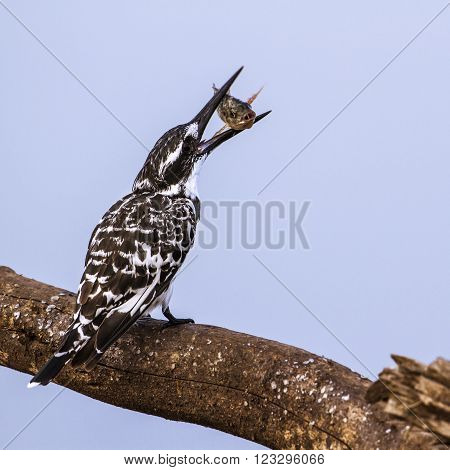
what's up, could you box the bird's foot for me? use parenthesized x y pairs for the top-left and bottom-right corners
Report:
(162, 317), (194, 329)
(162, 307), (194, 329)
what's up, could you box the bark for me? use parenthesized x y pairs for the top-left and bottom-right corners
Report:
(0, 266), (446, 449)
(367, 355), (450, 444)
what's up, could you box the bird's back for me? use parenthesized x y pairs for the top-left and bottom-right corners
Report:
(29, 191), (198, 386)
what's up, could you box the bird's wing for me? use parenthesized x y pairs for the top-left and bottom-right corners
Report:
(30, 192), (197, 385)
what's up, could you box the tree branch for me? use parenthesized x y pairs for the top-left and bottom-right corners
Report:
(0, 266), (444, 449)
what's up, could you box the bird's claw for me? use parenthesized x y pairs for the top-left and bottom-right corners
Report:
(162, 318), (194, 329)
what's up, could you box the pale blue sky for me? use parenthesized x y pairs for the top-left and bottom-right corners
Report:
(1, 1), (449, 449)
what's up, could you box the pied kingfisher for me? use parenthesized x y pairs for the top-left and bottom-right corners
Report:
(29, 67), (270, 387)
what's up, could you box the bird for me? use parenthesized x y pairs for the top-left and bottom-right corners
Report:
(28, 67), (271, 388)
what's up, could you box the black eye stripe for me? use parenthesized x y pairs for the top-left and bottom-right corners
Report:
(182, 137), (196, 154)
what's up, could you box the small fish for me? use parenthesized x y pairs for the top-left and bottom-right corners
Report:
(212, 84), (263, 133)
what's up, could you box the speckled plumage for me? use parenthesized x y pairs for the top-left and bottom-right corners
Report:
(65, 192), (197, 370)
(30, 123), (202, 384)
(28, 67), (270, 387)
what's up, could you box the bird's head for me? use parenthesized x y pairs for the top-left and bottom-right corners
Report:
(133, 67), (270, 196)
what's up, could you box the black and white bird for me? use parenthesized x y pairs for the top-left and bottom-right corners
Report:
(28, 68), (270, 387)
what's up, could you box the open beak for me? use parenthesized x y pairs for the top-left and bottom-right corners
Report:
(192, 67), (243, 139)
(191, 67), (271, 155)
(197, 110), (271, 155)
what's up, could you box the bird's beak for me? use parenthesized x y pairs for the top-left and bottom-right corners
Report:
(192, 67), (243, 140)
(191, 67), (271, 155)
(197, 110), (272, 155)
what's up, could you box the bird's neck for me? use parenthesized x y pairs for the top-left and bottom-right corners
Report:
(133, 155), (205, 202)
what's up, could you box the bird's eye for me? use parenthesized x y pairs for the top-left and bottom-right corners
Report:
(182, 137), (196, 155)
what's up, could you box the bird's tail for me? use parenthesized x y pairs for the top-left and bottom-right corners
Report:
(27, 327), (80, 388)
(27, 352), (73, 388)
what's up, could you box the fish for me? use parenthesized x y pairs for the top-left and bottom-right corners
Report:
(212, 84), (263, 134)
